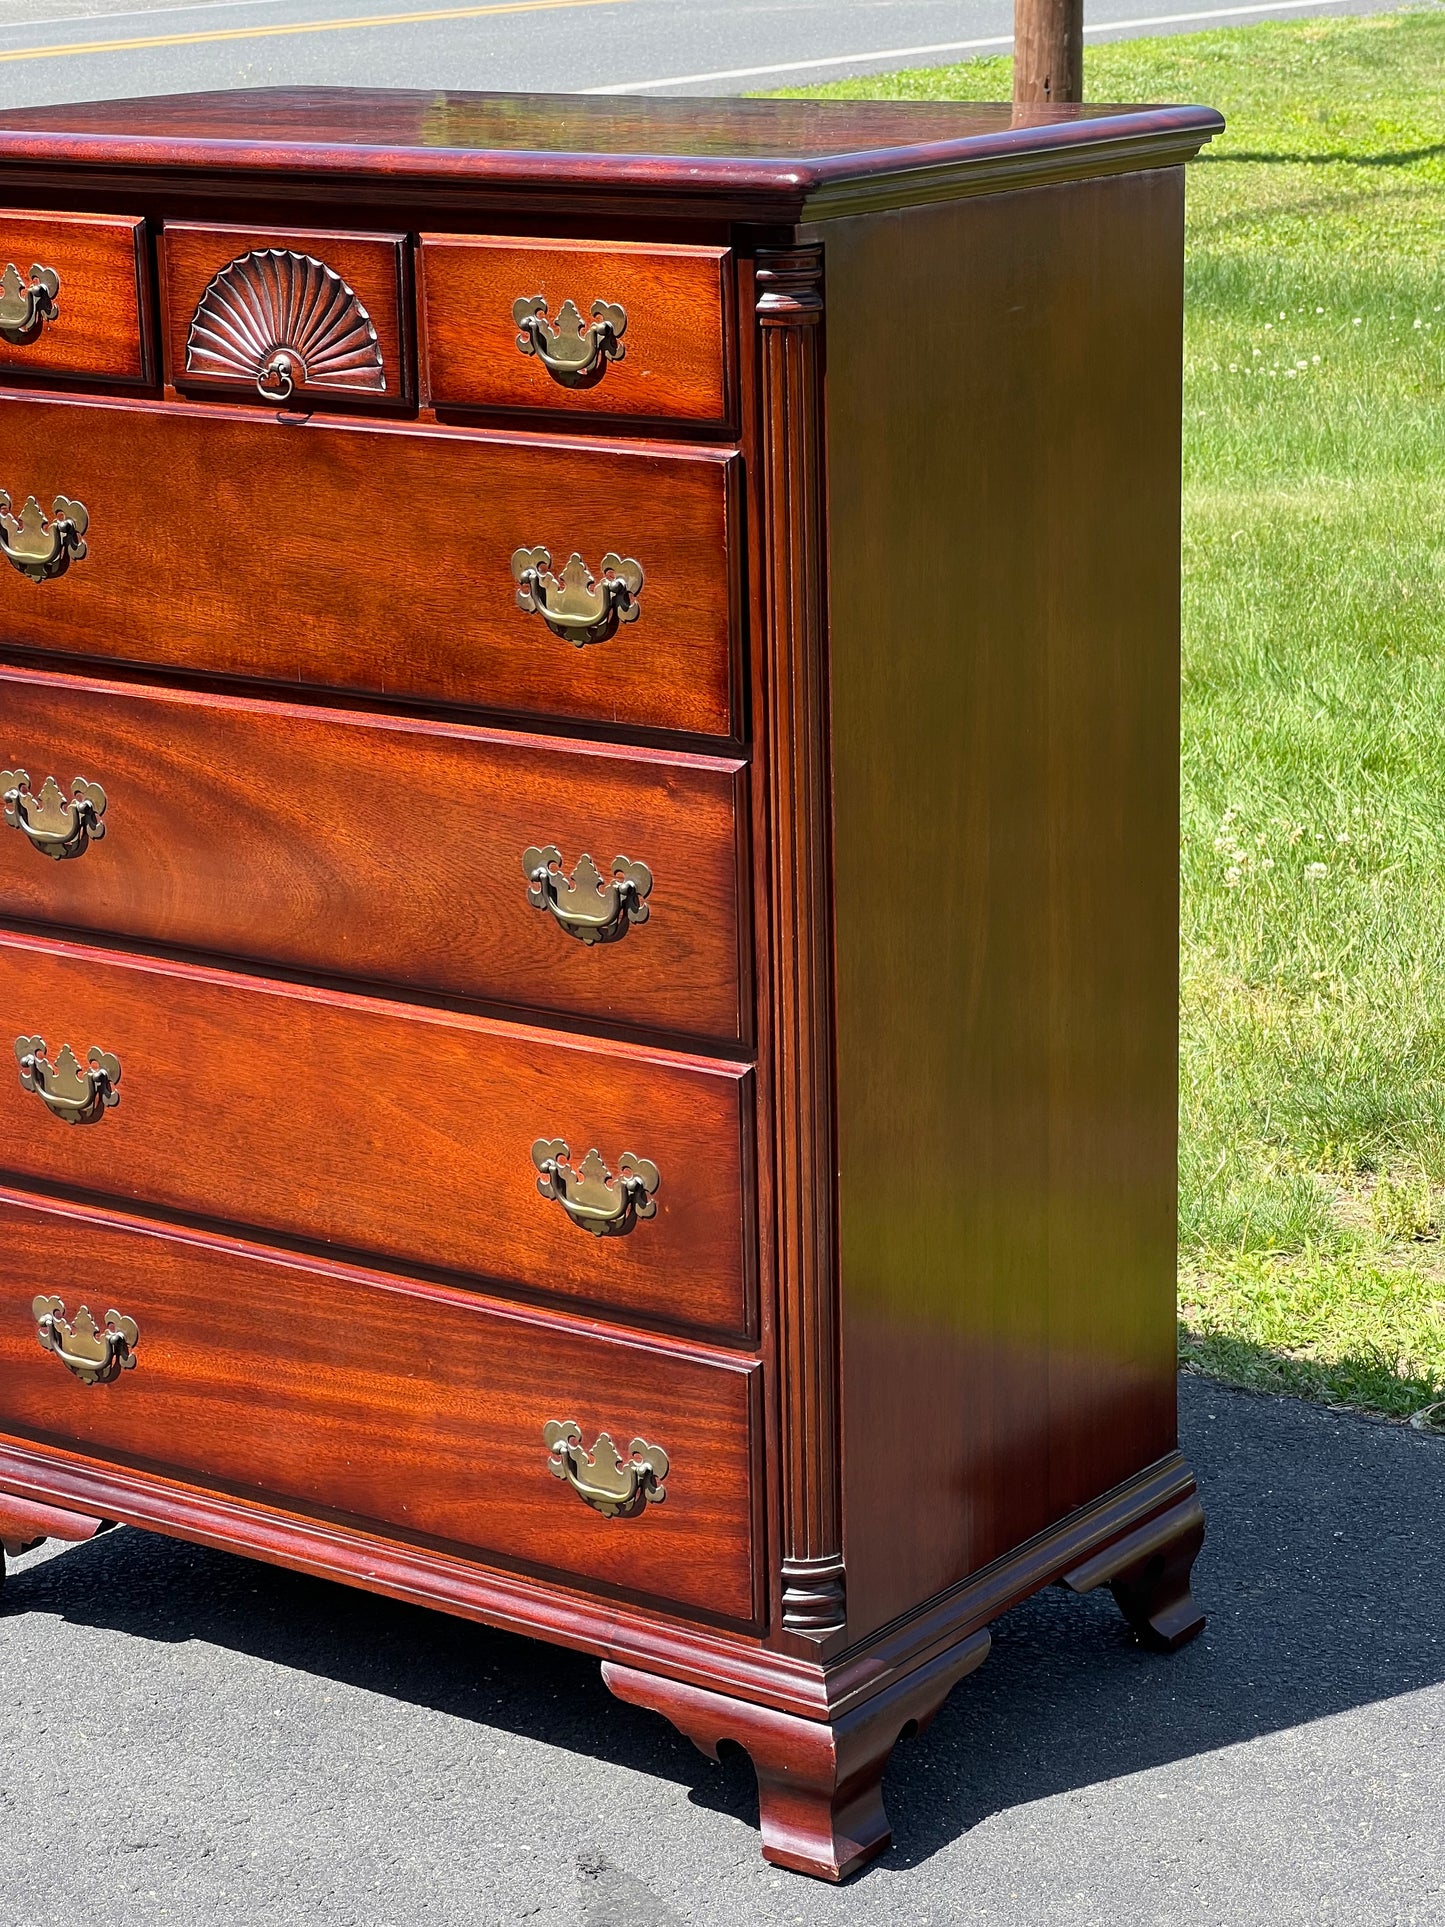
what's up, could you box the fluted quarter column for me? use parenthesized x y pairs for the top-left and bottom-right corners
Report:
(755, 245), (845, 1637)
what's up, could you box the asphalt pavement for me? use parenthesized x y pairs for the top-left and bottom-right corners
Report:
(2, 1373), (1443, 1925)
(0, 0), (1412, 110)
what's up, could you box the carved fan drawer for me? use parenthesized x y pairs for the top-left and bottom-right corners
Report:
(0, 210), (151, 385)
(0, 931), (754, 1342)
(0, 1190), (762, 1623)
(0, 668), (748, 1045)
(421, 235), (731, 426)
(161, 222), (410, 407)
(0, 393), (738, 739)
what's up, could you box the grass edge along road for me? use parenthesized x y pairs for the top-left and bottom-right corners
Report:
(783, 8), (1445, 1422)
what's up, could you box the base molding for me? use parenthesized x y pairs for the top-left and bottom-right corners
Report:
(0, 1433), (1201, 1714)
(605, 1632), (990, 1881)
(0, 1489), (103, 1558)
(1062, 1492), (1207, 1651)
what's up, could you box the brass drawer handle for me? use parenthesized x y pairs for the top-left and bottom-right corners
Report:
(543, 1420), (668, 1518)
(511, 547), (643, 649)
(2, 770), (106, 860)
(0, 262), (59, 344)
(512, 294), (626, 386)
(532, 1139), (659, 1237)
(0, 492), (88, 583)
(14, 1036), (121, 1125)
(523, 846), (651, 946)
(32, 1295), (138, 1386)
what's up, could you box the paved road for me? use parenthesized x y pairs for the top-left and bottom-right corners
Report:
(0, 0), (1409, 110)
(2, 1374), (1443, 1925)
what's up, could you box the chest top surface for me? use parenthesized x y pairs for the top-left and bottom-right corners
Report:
(0, 88), (1224, 220)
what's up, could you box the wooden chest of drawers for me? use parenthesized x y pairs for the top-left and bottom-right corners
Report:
(0, 88), (1221, 1881)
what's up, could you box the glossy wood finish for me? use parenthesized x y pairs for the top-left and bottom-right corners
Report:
(604, 1634), (989, 1879)
(161, 221), (410, 404)
(0, 1487), (103, 1557)
(0, 1190), (761, 1620)
(0, 394), (738, 738)
(0, 87), (1225, 1883)
(0, 1425), (1200, 1721)
(0, 92), (1223, 224)
(824, 170), (1188, 1640)
(422, 235), (730, 424)
(1062, 1490), (1206, 1650)
(0, 931), (753, 1338)
(0, 667), (748, 1044)
(752, 248), (843, 1637)
(0, 210), (149, 383)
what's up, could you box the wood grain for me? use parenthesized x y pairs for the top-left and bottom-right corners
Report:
(0, 666), (748, 1045)
(0, 1422), (1198, 1720)
(0, 93), (1223, 228)
(0, 393), (738, 738)
(421, 235), (731, 425)
(0, 210), (149, 383)
(753, 248), (844, 1638)
(824, 170), (1188, 1639)
(604, 1635), (989, 1879)
(0, 1190), (761, 1621)
(0, 1487), (103, 1555)
(0, 931), (754, 1339)
(161, 220), (410, 404)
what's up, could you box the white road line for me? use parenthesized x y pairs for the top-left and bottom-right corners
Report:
(582, 0), (1367, 92)
(5, 0), (295, 37)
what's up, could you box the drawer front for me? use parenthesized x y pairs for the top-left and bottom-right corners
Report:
(0, 211), (150, 384)
(0, 393), (737, 739)
(0, 668), (747, 1044)
(0, 933), (752, 1339)
(163, 223), (409, 406)
(422, 236), (731, 425)
(0, 1191), (761, 1622)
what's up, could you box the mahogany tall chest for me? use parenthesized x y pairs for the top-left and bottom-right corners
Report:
(0, 90), (1222, 1880)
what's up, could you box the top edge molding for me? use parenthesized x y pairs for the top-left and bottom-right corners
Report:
(0, 92), (1225, 222)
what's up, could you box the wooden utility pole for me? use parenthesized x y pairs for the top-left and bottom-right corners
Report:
(1013, 0), (1084, 103)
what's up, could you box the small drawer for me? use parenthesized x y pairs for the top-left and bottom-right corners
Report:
(0, 1191), (762, 1623)
(0, 667), (748, 1046)
(0, 393), (738, 740)
(422, 235), (731, 426)
(162, 221), (409, 406)
(0, 211), (151, 384)
(0, 932), (754, 1341)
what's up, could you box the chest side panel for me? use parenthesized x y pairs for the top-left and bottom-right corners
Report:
(827, 170), (1187, 1639)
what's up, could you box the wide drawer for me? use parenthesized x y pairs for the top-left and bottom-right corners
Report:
(0, 393), (738, 739)
(0, 1190), (761, 1623)
(0, 667), (747, 1045)
(0, 211), (151, 385)
(421, 236), (731, 426)
(0, 933), (753, 1340)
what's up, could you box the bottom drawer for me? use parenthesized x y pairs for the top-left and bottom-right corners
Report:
(0, 1190), (762, 1625)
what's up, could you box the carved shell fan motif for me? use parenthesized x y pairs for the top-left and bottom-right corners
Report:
(186, 249), (386, 398)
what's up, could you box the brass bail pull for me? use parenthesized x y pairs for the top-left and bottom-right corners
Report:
(32, 1295), (138, 1385)
(510, 548), (643, 649)
(543, 1421), (669, 1518)
(0, 261), (60, 343)
(512, 294), (627, 387)
(0, 491), (88, 583)
(15, 1036), (121, 1125)
(2, 770), (106, 860)
(532, 1139), (659, 1237)
(523, 846), (652, 946)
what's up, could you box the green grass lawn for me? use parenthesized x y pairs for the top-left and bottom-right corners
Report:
(786, 8), (1445, 1420)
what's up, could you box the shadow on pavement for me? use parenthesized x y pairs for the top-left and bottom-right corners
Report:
(4, 1373), (1442, 1874)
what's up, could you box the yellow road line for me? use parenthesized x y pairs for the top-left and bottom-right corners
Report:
(0, 0), (629, 64)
